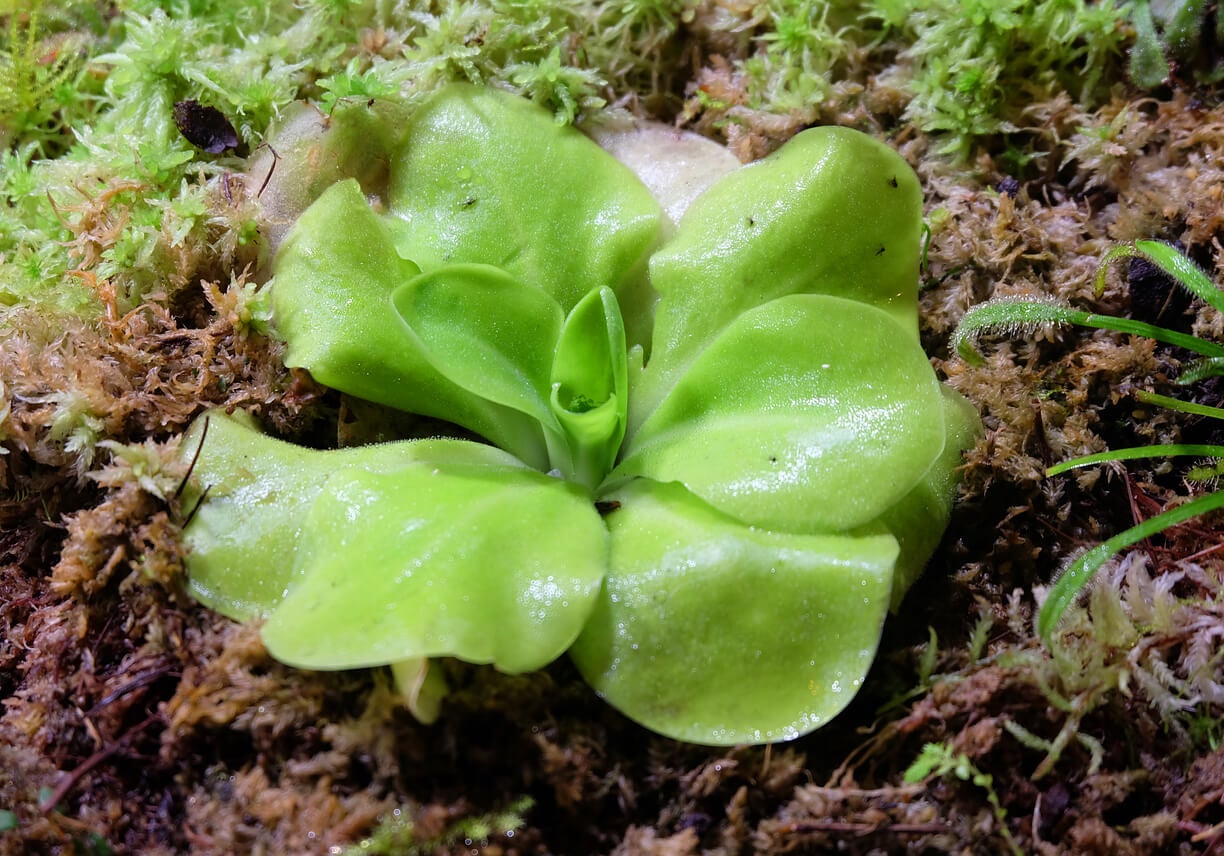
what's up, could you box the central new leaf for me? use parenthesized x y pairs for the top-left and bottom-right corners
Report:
(180, 83), (979, 746)
(549, 286), (629, 489)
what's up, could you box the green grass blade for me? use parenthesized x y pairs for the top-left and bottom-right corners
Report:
(1099, 240), (1224, 315)
(1046, 444), (1224, 476)
(1134, 390), (1224, 420)
(1134, 240), (1224, 315)
(1066, 311), (1224, 357)
(1178, 357), (1224, 384)
(1037, 489), (1224, 644)
(953, 298), (1224, 366)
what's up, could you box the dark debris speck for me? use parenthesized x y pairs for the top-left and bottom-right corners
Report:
(173, 100), (242, 155)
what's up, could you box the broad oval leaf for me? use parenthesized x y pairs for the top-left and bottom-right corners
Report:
(181, 411), (535, 622)
(386, 83), (663, 346)
(870, 385), (982, 610)
(639, 125), (923, 416)
(260, 464), (608, 674)
(569, 480), (898, 745)
(613, 295), (946, 534)
(273, 178), (548, 467)
(392, 263), (564, 428)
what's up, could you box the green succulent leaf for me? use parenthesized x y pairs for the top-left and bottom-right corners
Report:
(569, 480), (898, 745)
(550, 286), (629, 489)
(392, 263), (565, 429)
(183, 411), (607, 674)
(181, 412), (536, 621)
(261, 464), (607, 674)
(387, 83), (663, 340)
(639, 125), (924, 417)
(272, 178), (549, 467)
(614, 295), (947, 534)
(872, 385), (983, 609)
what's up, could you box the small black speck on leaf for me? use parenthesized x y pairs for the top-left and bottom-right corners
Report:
(173, 100), (242, 154)
(875, 246), (886, 256)
(888, 176), (898, 188)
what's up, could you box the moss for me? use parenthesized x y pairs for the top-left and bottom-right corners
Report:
(338, 797), (532, 856)
(0, 0), (104, 156)
(885, 0), (1129, 161)
(0, 0), (1152, 325)
(679, 0), (1131, 163)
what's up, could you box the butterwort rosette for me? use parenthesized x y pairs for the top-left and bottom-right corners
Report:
(180, 84), (979, 744)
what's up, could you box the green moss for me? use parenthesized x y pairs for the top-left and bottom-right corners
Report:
(889, 0), (1128, 160)
(340, 797), (532, 856)
(0, 0), (1151, 320)
(904, 742), (1021, 856)
(0, 0), (105, 155)
(696, 0), (1128, 161)
(731, 0), (870, 113)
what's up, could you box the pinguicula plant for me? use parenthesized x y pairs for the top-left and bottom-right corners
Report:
(953, 240), (1224, 646)
(180, 83), (979, 745)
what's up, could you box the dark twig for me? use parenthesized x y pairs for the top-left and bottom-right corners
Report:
(257, 144), (279, 198)
(174, 415), (209, 499)
(180, 484), (212, 529)
(86, 664), (177, 716)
